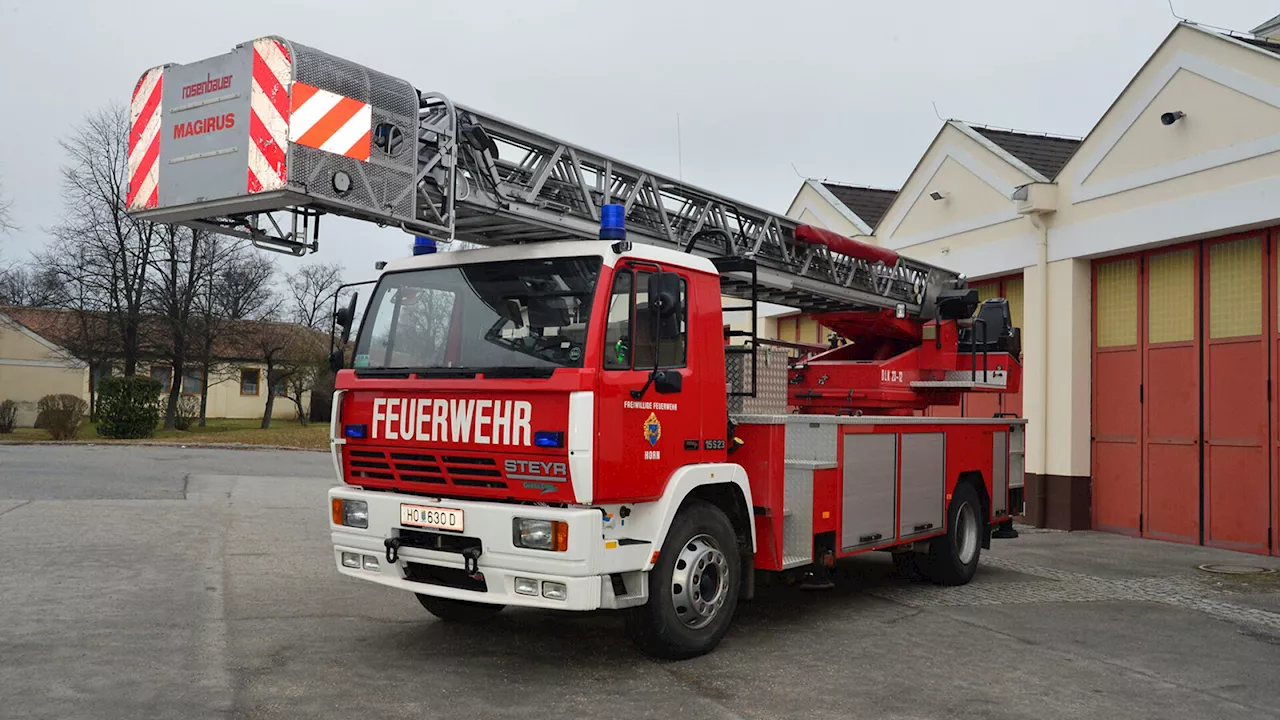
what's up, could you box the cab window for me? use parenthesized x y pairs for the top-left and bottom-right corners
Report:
(603, 270), (633, 369)
(603, 268), (687, 370)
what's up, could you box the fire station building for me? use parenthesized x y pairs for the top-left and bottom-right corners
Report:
(786, 19), (1280, 556)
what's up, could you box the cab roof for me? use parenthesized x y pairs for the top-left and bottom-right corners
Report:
(380, 240), (720, 275)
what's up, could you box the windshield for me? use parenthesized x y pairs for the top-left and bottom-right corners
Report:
(353, 256), (602, 373)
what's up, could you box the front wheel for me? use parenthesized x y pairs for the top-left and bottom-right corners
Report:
(920, 480), (984, 586)
(625, 500), (741, 659)
(416, 594), (505, 623)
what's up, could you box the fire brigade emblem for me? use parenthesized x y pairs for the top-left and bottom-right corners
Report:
(643, 412), (662, 447)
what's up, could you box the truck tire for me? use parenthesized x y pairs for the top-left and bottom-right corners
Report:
(625, 500), (741, 660)
(416, 594), (505, 623)
(920, 481), (983, 586)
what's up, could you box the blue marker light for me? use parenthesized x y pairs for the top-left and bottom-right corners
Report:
(413, 236), (437, 256)
(343, 424), (368, 439)
(599, 204), (626, 240)
(534, 431), (565, 448)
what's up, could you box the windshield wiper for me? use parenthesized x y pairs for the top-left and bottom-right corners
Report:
(353, 368), (414, 379)
(356, 367), (556, 379)
(473, 367), (555, 379)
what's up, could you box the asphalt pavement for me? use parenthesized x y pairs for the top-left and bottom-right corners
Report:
(1, 444), (1279, 720)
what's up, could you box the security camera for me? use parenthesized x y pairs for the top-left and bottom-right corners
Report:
(1160, 111), (1185, 126)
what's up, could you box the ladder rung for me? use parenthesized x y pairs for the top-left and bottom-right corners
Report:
(721, 306), (754, 313)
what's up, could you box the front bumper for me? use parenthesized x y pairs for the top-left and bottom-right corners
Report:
(329, 487), (649, 612)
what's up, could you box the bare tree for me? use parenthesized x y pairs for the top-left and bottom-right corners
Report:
(251, 319), (300, 429)
(44, 105), (158, 376)
(0, 264), (65, 307)
(285, 262), (344, 330)
(278, 354), (327, 427)
(0, 173), (15, 234)
(148, 226), (242, 429)
(191, 244), (277, 426)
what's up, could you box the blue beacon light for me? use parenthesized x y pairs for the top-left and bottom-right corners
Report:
(413, 236), (437, 256)
(600, 204), (626, 240)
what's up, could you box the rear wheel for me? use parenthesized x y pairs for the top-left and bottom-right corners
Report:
(416, 594), (505, 623)
(920, 481), (984, 586)
(625, 500), (741, 659)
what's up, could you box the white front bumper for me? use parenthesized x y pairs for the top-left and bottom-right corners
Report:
(329, 487), (649, 612)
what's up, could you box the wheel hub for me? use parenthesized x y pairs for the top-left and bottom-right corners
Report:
(670, 534), (730, 629)
(956, 501), (978, 565)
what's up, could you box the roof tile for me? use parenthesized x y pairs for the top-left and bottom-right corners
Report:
(969, 126), (1082, 180)
(819, 183), (899, 230)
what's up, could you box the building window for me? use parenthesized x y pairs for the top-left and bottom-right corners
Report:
(182, 368), (204, 395)
(240, 369), (260, 396)
(149, 366), (172, 393)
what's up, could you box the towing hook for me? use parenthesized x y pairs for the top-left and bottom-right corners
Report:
(384, 537), (402, 564)
(461, 546), (482, 578)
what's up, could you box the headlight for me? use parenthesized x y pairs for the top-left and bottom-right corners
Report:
(512, 518), (568, 551)
(332, 498), (368, 529)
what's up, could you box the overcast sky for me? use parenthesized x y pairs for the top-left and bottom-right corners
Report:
(1, 0), (1277, 285)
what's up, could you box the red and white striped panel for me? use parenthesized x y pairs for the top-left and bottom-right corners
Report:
(127, 67), (164, 211)
(289, 82), (372, 161)
(248, 38), (292, 193)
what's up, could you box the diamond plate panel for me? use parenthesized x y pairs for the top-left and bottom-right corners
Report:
(782, 466), (814, 569)
(784, 422), (838, 466)
(726, 347), (789, 415)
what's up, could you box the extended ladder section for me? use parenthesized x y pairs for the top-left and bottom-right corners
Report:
(127, 36), (963, 318)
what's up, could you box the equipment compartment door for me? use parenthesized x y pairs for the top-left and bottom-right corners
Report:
(840, 433), (897, 551)
(899, 433), (946, 540)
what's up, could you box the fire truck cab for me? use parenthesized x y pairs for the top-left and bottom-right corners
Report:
(328, 239), (766, 657)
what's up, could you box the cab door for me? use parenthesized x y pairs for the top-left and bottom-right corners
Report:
(595, 263), (697, 503)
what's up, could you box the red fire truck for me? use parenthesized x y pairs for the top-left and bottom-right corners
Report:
(127, 37), (1025, 658)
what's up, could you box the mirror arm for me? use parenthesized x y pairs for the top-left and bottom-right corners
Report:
(632, 284), (665, 400)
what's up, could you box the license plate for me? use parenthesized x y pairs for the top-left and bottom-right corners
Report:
(400, 504), (464, 532)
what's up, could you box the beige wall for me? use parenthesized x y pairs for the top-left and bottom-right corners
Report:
(1050, 25), (1280, 258)
(146, 362), (309, 421)
(876, 123), (1037, 251)
(1019, 259), (1092, 477)
(0, 318), (90, 426)
(892, 156), (1018, 239)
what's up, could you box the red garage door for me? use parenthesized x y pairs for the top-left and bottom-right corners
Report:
(1143, 246), (1199, 545)
(1204, 235), (1270, 554)
(1093, 256), (1143, 535)
(1092, 232), (1278, 556)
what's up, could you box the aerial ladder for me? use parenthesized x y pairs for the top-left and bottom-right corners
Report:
(128, 37), (1024, 659)
(129, 37), (1017, 411)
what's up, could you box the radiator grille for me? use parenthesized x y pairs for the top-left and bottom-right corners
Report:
(346, 449), (505, 489)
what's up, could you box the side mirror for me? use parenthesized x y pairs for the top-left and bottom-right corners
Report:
(652, 369), (683, 394)
(650, 271), (682, 318)
(330, 292), (359, 373)
(336, 292), (359, 345)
